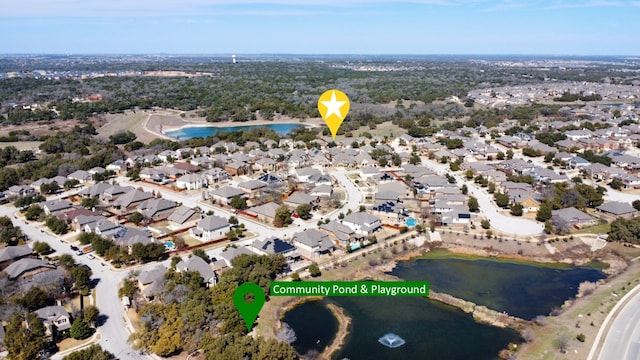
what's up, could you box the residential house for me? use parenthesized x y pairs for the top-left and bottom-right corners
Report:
(3, 258), (56, 280)
(0, 245), (33, 270)
(250, 237), (297, 260)
(34, 306), (71, 341)
(342, 213), (382, 236)
(551, 207), (595, 230)
(596, 201), (637, 219)
(209, 186), (246, 205)
(310, 184), (333, 198)
(112, 189), (153, 214)
(6, 185), (35, 198)
(190, 215), (230, 241)
(614, 174), (640, 189)
(238, 180), (268, 197)
(224, 161), (249, 176)
(319, 221), (355, 247)
(106, 160), (127, 174)
(138, 198), (177, 220)
(86, 218), (121, 238)
(176, 256), (216, 287)
(176, 173), (206, 190)
(41, 199), (72, 215)
(293, 229), (335, 258)
(249, 202), (281, 224)
(67, 170), (92, 183)
(203, 168), (230, 184)
(168, 206), (197, 225)
(218, 246), (255, 268)
(137, 266), (167, 300)
(284, 192), (318, 209)
(112, 227), (155, 250)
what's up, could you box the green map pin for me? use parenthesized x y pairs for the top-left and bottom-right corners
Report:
(233, 282), (266, 332)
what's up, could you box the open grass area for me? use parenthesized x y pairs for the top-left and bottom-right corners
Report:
(518, 262), (640, 360)
(57, 335), (95, 351)
(0, 141), (43, 150)
(573, 223), (611, 235)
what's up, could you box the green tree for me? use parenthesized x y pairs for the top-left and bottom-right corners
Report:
(24, 204), (43, 220)
(70, 318), (92, 340)
(63, 179), (80, 190)
(33, 241), (52, 255)
(63, 344), (115, 360)
(510, 203), (524, 216)
(4, 312), (47, 360)
(192, 249), (210, 263)
(468, 196), (479, 212)
(465, 169), (474, 180)
(494, 192), (510, 208)
(506, 149), (514, 159)
(81, 196), (99, 209)
(481, 219), (491, 229)
(296, 204), (312, 220)
(17, 287), (53, 311)
(0, 215), (24, 244)
(40, 181), (60, 194)
(274, 205), (292, 228)
(129, 211), (144, 225)
(536, 202), (553, 222)
(83, 305), (100, 326)
(229, 195), (247, 210)
(71, 264), (92, 290)
(461, 184), (468, 195)
(308, 263), (321, 277)
(633, 200), (640, 211)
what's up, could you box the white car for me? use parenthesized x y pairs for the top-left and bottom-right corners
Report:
(87, 254), (95, 260)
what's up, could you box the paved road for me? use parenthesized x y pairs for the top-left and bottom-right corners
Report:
(390, 139), (543, 236)
(0, 205), (153, 360)
(593, 285), (640, 360)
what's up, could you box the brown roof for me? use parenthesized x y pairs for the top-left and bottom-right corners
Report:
(57, 208), (100, 222)
(173, 162), (201, 173)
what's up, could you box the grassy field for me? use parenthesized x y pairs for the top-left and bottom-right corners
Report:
(573, 223), (611, 235)
(0, 141), (43, 150)
(97, 112), (150, 141)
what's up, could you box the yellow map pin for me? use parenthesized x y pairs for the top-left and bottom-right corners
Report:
(318, 89), (350, 140)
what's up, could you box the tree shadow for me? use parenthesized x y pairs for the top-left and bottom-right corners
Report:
(96, 314), (109, 327)
(89, 278), (101, 288)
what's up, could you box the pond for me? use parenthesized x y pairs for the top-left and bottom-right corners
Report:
(389, 249), (606, 320)
(283, 297), (521, 360)
(163, 123), (308, 139)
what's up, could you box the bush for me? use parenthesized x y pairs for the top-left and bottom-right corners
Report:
(576, 333), (586, 342)
(308, 263), (321, 277)
(69, 319), (92, 340)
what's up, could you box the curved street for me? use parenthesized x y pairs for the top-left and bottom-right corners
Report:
(590, 284), (640, 360)
(390, 139), (544, 236)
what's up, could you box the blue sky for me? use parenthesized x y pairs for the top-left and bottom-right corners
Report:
(1, 0), (639, 55)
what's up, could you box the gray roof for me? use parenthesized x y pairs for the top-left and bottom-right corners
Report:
(168, 206), (196, 224)
(219, 246), (255, 267)
(4, 258), (55, 279)
(113, 189), (153, 208)
(34, 306), (71, 331)
(42, 199), (72, 213)
(210, 186), (245, 199)
(343, 212), (381, 226)
(320, 221), (355, 243)
(114, 227), (154, 247)
(285, 192), (316, 206)
(293, 229), (334, 252)
(0, 245), (32, 263)
(238, 179), (268, 191)
(137, 266), (167, 285)
(250, 202), (281, 219)
(138, 198), (177, 218)
(197, 215), (230, 232)
(596, 201), (636, 215)
(176, 256), (215, 282)
(552, 207), (592, 223)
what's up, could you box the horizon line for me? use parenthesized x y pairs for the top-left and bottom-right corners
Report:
(1, 53), (639, 58)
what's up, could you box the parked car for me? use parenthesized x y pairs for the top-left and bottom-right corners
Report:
(87, 254), (95, 260)
(76, 250), (84, 256)
(70, 245), (79, 251)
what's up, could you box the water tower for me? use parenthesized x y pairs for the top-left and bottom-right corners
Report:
(232, 55), (237, 64)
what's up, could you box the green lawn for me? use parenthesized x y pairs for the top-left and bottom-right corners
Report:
(573, 223), (611, 235)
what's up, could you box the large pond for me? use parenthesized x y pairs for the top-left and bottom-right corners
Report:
(163, 123), (308, 139)
(283, 297), (521, 360)
(389, 249), (606, 320)
(283, 250), (607, 359)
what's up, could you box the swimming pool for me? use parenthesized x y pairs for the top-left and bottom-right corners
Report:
(164, 241), (175, 250)
(406, 217), (417, 227)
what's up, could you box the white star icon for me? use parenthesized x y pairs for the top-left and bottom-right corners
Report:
(321, 91), (347, 119)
